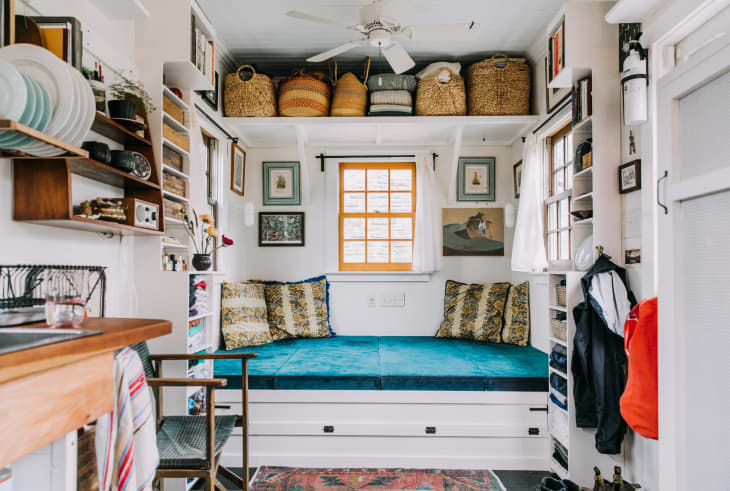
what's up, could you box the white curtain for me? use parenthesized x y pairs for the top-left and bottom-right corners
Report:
(413, 153), (441, 273)
(511, 134), (548, 272)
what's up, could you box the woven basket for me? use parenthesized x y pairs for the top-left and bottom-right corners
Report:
(415, 67), (467, 116)
(556, 284), (566, 306)
(551, 319), (567, 342)
(331, 59), (370, 117)
(467, 54), (531, 115)
(224, 65), (277, 117)
(278, 70), (331, 117)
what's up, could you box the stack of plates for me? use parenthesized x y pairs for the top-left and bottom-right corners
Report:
(0, 44), (95, 156)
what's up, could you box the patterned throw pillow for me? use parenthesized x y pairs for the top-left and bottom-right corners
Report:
(221, 282), (273, 350)
(436, 280), (511, 342)
(263, 276), (333, 340)
(502, 281), (530, 346)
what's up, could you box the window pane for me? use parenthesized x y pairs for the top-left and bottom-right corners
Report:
(559, 231), (570, 260)
(548, 203), (557, 230)
(391, 218), (412, 239)
(343, 218), (365, 239)
(367, 218), (389, 239)
(553, 137), (564, 167)
(548, 233), (558, 261)
(390, 193), (412, 213)
(343, 192), (365, 213)
(554, 169), (565, 194)
(390, 169), (412, 191)
(343, 241), (365, 263)
(391, 241), (413, 263)
(558, 199), (570, 229)
(367, 169), (388, 191)
(367, 241), (389, 263)
(367, 193), (389, 213)
(343, 169), (365, 191)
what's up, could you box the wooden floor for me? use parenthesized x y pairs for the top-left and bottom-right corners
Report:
(192, 467), (555, 490)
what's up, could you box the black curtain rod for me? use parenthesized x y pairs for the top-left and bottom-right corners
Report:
(316, 153), (439, 172)
(532, 99), (571, 135)
(194, 103), (238, 143)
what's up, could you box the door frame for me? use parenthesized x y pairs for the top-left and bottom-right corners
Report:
(656, 35), (730, 491)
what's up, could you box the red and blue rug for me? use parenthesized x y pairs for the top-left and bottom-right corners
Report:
(250, 467), (506, 490)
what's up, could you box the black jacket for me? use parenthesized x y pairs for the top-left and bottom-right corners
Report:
(571, 254), (636, 454)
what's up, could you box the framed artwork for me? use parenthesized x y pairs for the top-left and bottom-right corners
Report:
(619, 159), (641, 194)
(230, 142), (245, 196)
(513, 160), (523, 199)
(442, 208), (504, 256)
(547, 16), (565, 82)
(457, 157), (495, 201)
(259, 212), (305, 247)
(32, 17), (83, 69)
(544, 57), (571, 113)
(625, 248), (641, 265)
(1, 0), (14, 47)
(263, 161), (300, 205)
(197, 71), (219, 111)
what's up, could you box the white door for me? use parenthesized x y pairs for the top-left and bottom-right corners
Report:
(656, 35), (730, 491)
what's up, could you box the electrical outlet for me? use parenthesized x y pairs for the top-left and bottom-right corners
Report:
(378, 292), (406, 308)
(368, 295), (376, 308)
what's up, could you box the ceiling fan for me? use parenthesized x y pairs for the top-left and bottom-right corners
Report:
(286, 0), (480, 74)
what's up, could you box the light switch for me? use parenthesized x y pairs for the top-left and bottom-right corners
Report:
(368, 295), (376, 308)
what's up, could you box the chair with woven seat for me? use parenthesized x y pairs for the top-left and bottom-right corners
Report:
(130, 342), (256, 491)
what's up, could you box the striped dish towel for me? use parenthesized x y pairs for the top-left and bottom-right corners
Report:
(96, 348), (159, 491)
(370, 90), (412, 106)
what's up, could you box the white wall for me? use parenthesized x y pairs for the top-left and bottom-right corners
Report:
(236, 143), (519, 338)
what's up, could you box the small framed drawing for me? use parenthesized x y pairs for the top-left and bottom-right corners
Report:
(197, 71), (219, 111)
(259, 212), (305, 247)
(513, 160), (523, 199)
(263, 161), (300, 205)
(230, 142), (245, 196)
(619, 159), (641, 194)
(457, 157), (495, 201)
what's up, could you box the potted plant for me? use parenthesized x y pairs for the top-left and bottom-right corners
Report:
(107, 71), (156, 121)
(183, 210), (233, 271)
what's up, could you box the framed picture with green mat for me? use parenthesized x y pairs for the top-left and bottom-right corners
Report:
(457, 156), (495, 201)
(263, 161), (300, 205)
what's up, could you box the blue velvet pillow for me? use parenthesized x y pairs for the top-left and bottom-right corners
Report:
(258, 275), (335, 339)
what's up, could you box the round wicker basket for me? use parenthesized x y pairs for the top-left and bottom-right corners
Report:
(278, 70), (331, 117)
(415, 67), (467, 116)
(466, 54), (531, 116)
(224, 65), (277, 117)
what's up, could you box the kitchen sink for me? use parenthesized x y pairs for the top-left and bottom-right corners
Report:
(0, 328), (102, 355)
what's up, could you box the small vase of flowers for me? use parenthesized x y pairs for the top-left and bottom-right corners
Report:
(183, 209), (233, 271)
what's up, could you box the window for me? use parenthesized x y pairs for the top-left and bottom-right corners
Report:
(200, 129), (220, 269)
(339, 162), (416, 271)
(545, 123), (573, 263)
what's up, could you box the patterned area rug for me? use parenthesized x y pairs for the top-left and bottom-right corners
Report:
(250, 467), (506, 491)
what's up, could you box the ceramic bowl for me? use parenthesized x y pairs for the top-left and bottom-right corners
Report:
(110, 150), (136, 173)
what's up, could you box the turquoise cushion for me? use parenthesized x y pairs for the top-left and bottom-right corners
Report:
(214, 336), (548, 392)
(275, 337), (380, 390)
(379, 337), (486, 391)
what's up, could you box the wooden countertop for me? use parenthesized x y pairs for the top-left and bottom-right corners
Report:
(0, 318), (172, 384)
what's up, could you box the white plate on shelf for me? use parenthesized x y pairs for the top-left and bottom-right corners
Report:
(0, 44), (76, 143)
(0, 72), (35, 148)
(0, 59), (26, 122)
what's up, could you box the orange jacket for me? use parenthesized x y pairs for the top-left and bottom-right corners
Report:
(620, 297), (658, 439)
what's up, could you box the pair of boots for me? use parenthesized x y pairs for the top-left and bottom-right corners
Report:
(593, 466), (641, 491)
(532, 477), (580, 491)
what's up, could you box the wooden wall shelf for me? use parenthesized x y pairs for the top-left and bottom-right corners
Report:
(91, 113), (153, 147)
(0, 119), (88, 158)
(29, 216), (164, 236)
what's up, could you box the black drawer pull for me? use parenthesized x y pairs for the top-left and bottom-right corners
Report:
(528, 427), (540, 435)
(425, 426), (436, 434)
(214, 405), (231, 409)
(529, 407), (548, 412)
(323, 425), (334, 433)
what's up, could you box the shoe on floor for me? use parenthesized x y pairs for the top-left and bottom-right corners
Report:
(532, 477), (581, 491)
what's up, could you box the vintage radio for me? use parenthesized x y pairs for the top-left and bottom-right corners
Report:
(122, 198), (159, 230)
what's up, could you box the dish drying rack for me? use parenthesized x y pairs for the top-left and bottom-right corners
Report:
(0, 265), (107, 326)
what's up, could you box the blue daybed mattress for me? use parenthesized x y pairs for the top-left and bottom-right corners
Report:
(214, 336), (548, 392)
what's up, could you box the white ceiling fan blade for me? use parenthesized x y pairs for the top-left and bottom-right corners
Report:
(401, 22), (480, 41)
(286, 10), (363, 32)
(382, 41), (415, 74)
(306, 40), (369, 63)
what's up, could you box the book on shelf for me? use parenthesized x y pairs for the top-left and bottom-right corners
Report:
(572, 77), (592, 126)
(190, 16), (215, 84)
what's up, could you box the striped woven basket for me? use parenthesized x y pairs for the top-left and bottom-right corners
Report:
(415, 67), (467, 116)
(331, 58), (370, 117)
(278, 70), (331, 117)
(466, 54), (531, 115)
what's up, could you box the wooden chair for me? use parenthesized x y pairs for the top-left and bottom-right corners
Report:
(130, 342), (255, 491)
